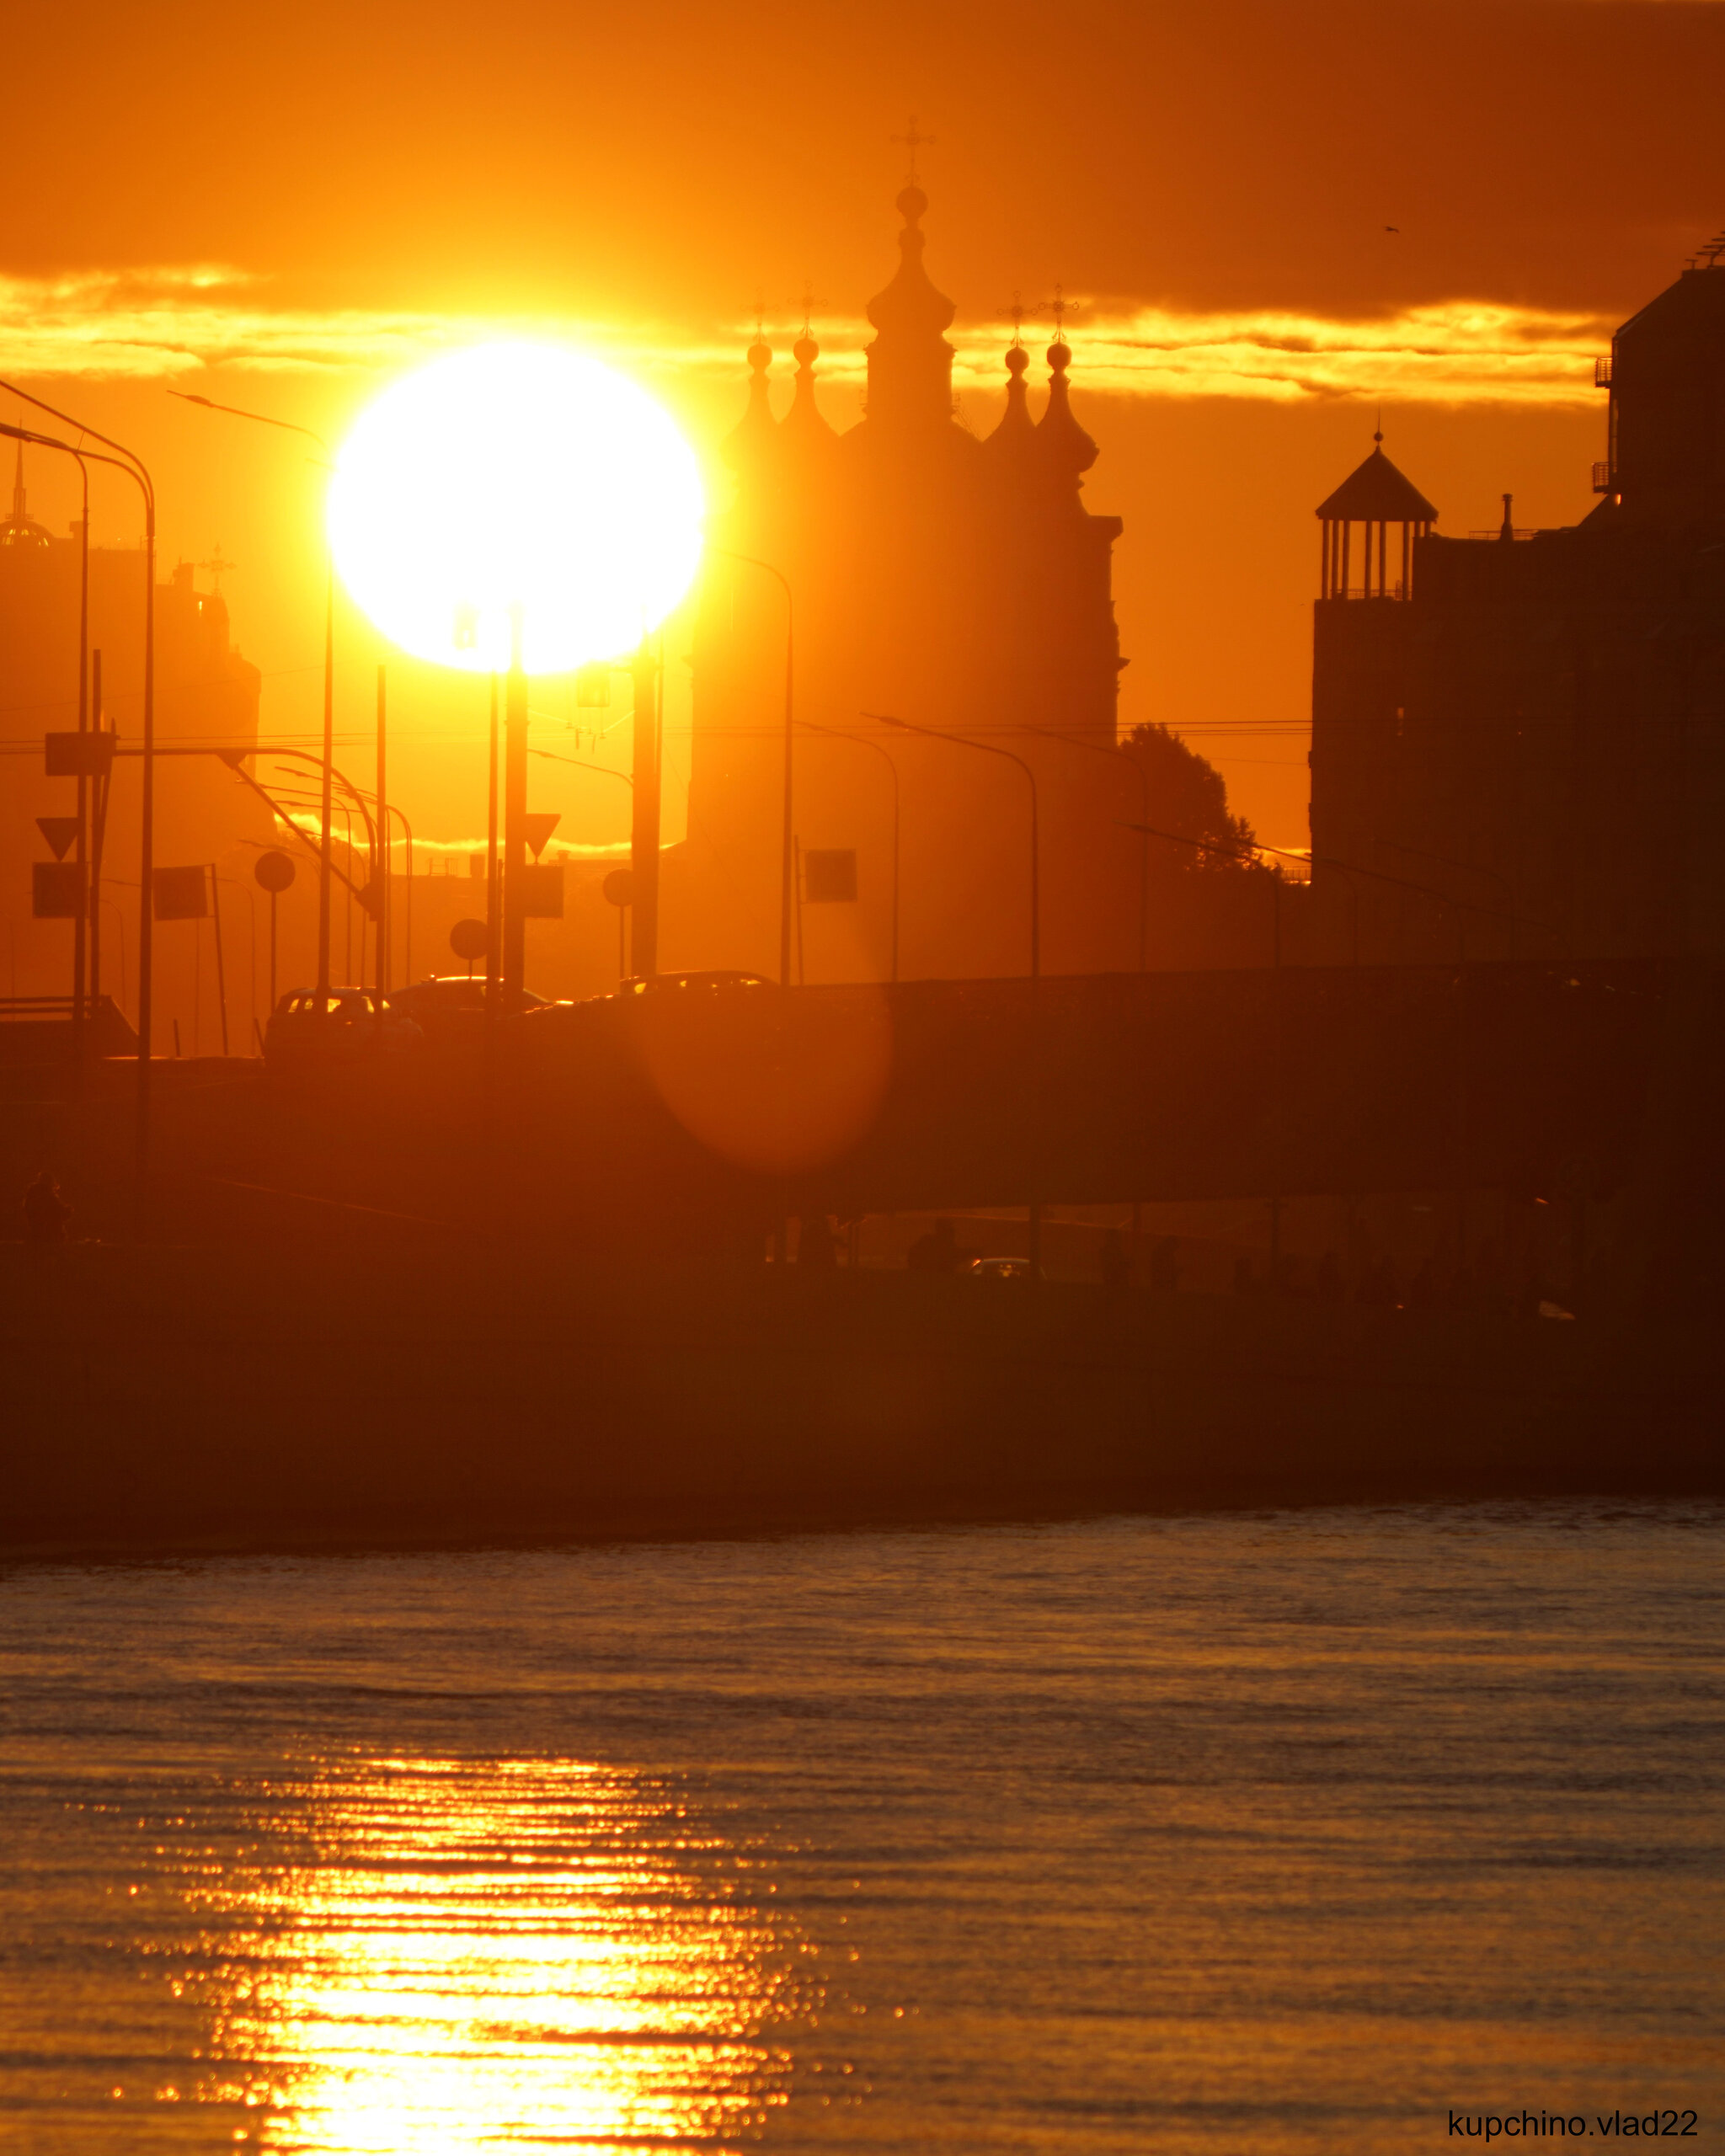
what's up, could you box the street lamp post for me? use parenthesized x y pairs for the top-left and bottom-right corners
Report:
(170, 392), (337, 1002)
(798, 719), (900, 984)
(869, 712), (1040, 979)
(628, 638), (661, 980)
(0, 424), (94, 1072)
(707, 549), (794, 985)
(502, 609), (531, 1008)
(1023, 723), (1149, 970)
(0, 386), (156, 1177)
(872, 709), (1044, 1272)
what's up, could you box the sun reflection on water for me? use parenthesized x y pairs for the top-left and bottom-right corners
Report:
(188, 1756), (815, 2153)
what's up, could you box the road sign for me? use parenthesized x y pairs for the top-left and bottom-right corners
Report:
(32, 862), (80, 918)
(804, 848), (858, 903)
(522, 863), (563, 918)
(450, 918), (490, 964)
(35, 817), (79, 862)
(153, 866), (209, 921)
(43, 731), (115, 778)
(523, 813), (561, 861)
(602, 868), (634, 908)
(254, 850), (296, 893)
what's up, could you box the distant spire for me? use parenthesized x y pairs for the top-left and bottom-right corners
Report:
(721, 331), (779, 472)
(863, 183), (958, 434)
(1498, 490), (1515, 542)
(1033, 339), (1097, 494)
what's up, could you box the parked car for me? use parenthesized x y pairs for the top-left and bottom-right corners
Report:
(617, 971), (773, 997)
(263, 988), (423, 1072)
(382, 975), (546, 1048)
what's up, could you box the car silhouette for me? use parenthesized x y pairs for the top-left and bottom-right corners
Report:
(383, 974), (547, 1047)
(263, 988), (423, 1071)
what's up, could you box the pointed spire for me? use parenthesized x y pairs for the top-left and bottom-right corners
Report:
(1034, 340), (1097, 494)
(863, 184), (958, 434)
(1498, 491), (1515, 542)
(721, 334), (780, 472)
(2, 435), (50, 550)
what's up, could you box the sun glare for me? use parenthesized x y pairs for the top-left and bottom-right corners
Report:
(328, 342), (705, 676)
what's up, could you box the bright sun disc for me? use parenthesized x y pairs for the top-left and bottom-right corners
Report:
(328, 342), (705, 676)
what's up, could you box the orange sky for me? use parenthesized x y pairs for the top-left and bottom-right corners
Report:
(4, 0), (1721, 845)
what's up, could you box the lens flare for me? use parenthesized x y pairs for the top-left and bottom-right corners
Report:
(328, 342), (705, 676)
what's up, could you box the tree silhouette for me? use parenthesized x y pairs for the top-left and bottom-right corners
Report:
(1120, 723), (1265, 874)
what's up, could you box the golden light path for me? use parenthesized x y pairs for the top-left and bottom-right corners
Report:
(189, 1757), (814, 2153)
(327, 342), (707, 676)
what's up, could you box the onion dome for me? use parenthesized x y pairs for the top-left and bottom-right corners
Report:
(1315, 440), (1438, 523)
(782, 329), (836, 448)
(721, 337), (779, 472)
(863, 186), (959, 432)
(983, 342), (1038, 474)
(1033, 341), (1097, 489)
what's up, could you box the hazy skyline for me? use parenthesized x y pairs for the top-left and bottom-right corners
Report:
(5, 0), (1720, 843)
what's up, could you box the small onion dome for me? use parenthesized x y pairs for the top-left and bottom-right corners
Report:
(1315, 444), (1438, 524)
(722, 338), (779, 471)
(784, 332), (836, 445)
(1034, 340), (1097, 481)
(867, 184), (956, 342)
(984, 343), (1037, 463)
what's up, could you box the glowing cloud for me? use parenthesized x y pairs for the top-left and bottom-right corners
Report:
(0, 265), (1616, 411)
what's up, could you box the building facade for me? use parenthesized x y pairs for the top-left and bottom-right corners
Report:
(1308, 257), (1725, 964)
(667, 185), (1143, 982)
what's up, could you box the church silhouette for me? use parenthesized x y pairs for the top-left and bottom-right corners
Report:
(668, 183), (1146, 983)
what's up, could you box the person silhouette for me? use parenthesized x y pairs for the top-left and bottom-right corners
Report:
(23, 1168), (71, 1250)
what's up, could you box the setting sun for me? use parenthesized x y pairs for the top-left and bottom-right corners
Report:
(327, 341), (705, 676)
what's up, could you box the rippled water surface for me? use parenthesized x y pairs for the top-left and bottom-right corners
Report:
(2, 1504), (1722, 2153)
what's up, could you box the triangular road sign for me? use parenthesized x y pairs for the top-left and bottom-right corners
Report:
(36, 817), (79, 861)
(523, 812), (561, 861)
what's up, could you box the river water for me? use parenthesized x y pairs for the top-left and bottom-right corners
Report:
(2, 1503), (1721, 2153)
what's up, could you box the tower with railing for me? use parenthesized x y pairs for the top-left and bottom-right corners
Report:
(1315, 432), (1439, 601)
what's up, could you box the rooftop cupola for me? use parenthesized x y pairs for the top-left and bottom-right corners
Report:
(721, 337), (779, 472)
(1315, 431), (1438, 599)
(863, 184), (958, 433)
(1033, 340), (1098, 496)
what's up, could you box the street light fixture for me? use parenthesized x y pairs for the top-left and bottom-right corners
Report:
(868, 712), (1040, 979)
(1021, 723), (1149, 972)
(869, 708), (1044, 1273)
(706, 547), (794, 986)
(1, 422), (95, 1073)
(797, 718), (899, 985)
(0, 382), (156, 1178)
(170, 392), (338, 1004)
